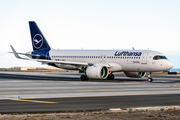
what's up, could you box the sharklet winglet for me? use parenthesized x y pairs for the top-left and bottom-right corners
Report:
(10, 45), (29, 60)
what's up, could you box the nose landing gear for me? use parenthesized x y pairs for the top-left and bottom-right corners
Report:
(147, 72), (153, 82)
(148, 77), (153, 82)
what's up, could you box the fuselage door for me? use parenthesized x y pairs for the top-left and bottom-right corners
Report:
(141, 52), (148, 64)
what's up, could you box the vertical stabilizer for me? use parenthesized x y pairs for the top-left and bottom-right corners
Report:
(29, 21), (51, 51)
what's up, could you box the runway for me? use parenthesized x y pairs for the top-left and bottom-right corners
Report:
(0, 71), (180, 113)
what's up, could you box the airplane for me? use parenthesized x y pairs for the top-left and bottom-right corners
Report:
(10, 21), (173, 82)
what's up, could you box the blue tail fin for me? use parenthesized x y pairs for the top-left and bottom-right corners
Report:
(29, 21), (51, 51)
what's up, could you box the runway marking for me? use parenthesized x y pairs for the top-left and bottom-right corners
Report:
(2, 87), (180, 95)
(174, 83), (180, 84)
(148, 88), (164, 90)
(24, 91), (46, 93)
(124, 89), (143, 91)
(101, 89), (121, 91)
(168, 88), (180, 90)
(0, 92), (18, 94)
(76, 90), (97, 92)
(10, 99), (58, 104)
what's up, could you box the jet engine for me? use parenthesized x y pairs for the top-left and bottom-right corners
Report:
(124, 72), (146, 78)
(86, 65), (108, 79)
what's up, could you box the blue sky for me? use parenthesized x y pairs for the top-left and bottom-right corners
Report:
(0, 0), (180, 68)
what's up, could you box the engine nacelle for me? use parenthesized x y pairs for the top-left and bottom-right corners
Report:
(124, 72), (146, 78)
(86, 65), (108, 79)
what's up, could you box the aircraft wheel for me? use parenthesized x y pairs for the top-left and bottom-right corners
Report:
(81, 75), (89, 81)
(148, 78), (153, 82)
(107, 74), (115, 80)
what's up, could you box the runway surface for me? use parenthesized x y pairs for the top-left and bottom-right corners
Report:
(0, 71), (180, 113)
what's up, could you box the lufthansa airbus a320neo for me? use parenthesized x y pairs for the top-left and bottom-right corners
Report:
(10, 21), (173, 82)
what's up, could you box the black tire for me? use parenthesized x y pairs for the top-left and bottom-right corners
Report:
(85, 77), (89, 81)
(81, 75), (89, 81)
(81, 75), (86, 81)
(111, 74), (115, 80)
(148, 78), (153, 82)
(107, 74), (115, 80)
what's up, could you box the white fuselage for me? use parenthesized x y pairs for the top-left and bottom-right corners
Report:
(48, 49), (173, 72)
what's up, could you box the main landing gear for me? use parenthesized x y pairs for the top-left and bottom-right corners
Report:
(107, 73), (115, 80)
(81, 75), (89, 81)
(147, 72), (153, 82)
(81, 73), (115, 81)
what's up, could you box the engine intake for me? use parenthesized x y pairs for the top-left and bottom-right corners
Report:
(86, 65), (108, 79)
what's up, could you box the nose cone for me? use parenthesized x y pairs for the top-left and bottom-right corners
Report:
(166, 61), (173, 70)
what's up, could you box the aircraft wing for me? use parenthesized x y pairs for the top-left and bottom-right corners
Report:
(35, 59), (91, 66)
(10, 45), (92, 66)
(8, 52), (41, 57)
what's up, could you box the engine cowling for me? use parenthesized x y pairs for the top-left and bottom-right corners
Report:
(86, 65), (108, 79)
(124, 72), (146, 78)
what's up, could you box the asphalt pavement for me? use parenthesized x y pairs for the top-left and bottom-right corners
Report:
(0, 71), (180, 113)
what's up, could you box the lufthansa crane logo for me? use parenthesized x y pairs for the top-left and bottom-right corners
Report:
(33, 34), (43, 49)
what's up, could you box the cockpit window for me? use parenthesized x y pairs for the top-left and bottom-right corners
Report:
(153, 56), (167, 60)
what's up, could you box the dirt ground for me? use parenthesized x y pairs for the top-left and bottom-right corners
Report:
(1, 109), (180, 120)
